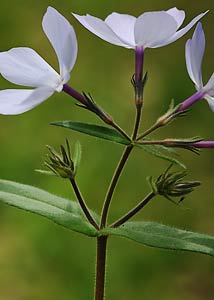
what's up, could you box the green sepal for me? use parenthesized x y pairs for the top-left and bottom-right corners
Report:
(35, 169), (56, 176)
(51, 121), (131, 145)
(102, 221), (214, 256)
(136, 144), (186, 169)
(0, 180), (98, 237)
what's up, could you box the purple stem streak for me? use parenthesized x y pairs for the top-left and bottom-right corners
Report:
(177, 90), (206, 112)
(135, 46), (144, 83)
(63, 84), (88, 106)
(192, 141), (214, 148)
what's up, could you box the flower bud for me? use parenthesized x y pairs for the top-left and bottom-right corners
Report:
(45, 140), (76, 179)
(148, 165), (201, 203)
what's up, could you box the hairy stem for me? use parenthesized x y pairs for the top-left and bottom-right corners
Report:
(110, 192), (156, 228)
(95, 236), (108, 300)
(100, 146), (133, 228)
(136, 122), (161, 141)
(111, 122), (132, 142)
(70, 179), (99, 230)
(132, 105), (142, 140)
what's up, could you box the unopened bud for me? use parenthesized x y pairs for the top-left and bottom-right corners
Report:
(45, 140), (76, 179)
(148, 165), (201, 203)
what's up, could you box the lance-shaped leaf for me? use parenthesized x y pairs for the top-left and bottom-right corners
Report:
(136, 144), (186, 168)
(73, 141), (82, 176)
(102, 221), (214, 256)
(0, 180), (98, 237)
(52, 121), (131, 145)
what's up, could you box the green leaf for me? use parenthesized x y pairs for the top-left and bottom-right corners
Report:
(102, 221), (214, 256)
(0, 180), (98, 237)
(51, 121), (131, 145)
(137, 144), (186, 169)
(73, 141), (82, 176)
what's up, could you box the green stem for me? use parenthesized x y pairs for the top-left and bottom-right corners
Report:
(100, 145), (133, 228)
(100, 96), (143, 229)
(136, 122), (161, 141)
(132, 105), (142, 140)
(111, 121), (132, 142)
(110, 192), (156, 228)
(136, 140), (165, 145)
(95, 236), (108, 300)
(70, 179), (99, 230)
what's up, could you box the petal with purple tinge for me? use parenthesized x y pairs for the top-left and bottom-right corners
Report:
(205, 94), (214, 112)
(185, 23), (205, 88)
(166, 7), (185, 28)
(204, 73), (214, 95)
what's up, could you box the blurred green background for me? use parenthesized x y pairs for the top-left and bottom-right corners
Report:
(0, 1), (213, 299)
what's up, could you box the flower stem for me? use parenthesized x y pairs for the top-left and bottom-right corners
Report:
(63, 84), (88, 106)
(95, 236), (108, 300)
(63, 84), (131, 142)
(110, 192), (156, 228)
(69, 178), (99, 230)
(111, 122), (132, 142)
(100, 145), (133, 228)
(136, 122), (161, 141)
(135, 46), (144, 84)
(132, 105), (142, 140)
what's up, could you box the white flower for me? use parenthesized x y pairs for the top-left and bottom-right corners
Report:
(185, 22), (214, 111)
(73, 8), (207, 49)
(0, 6), (77, 115)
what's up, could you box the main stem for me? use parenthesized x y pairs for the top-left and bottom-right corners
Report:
(95, 47), (145, 300)
(95, 236), (108, 300)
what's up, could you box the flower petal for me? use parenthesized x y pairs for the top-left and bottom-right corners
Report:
(72, 13), (132, 48)
(0, 87), (54, 115)
(185, 23), (204, 88)
(134, 12), (177, 48)
(204, 73), (214, 95)
(166, 7), (185, 28)
(159, 11), (208, 47)
(42, 7), (78, 83)
(105, 13), (136, 46)
(204, 94), (214, 112)
(0, 47), (60, 88)
(185, 39), (195, 86)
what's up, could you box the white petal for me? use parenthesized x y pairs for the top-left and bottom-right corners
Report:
(185, 23), (204, 88)
(185, 40), (195, 85)
(0, 48), (60, 88)
(0, 87), (54, 115)
(43, 7), (77, 82)
(204, 94), (214, 112)
(166, 7), (185, 28)
(204, 73), (214, 94)
(105, 13), (136, 46)
(72, 13), (132, 48)
(159, 11), (208, 47)
(134, 12), (177, 48)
